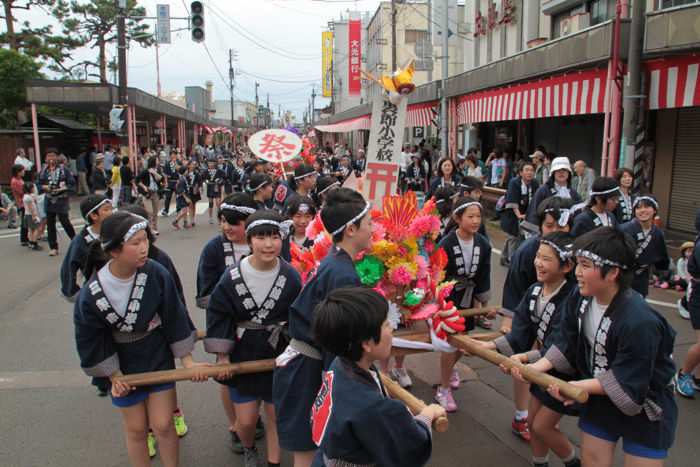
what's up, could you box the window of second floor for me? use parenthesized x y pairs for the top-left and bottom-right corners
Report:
(656, 0), (699, 10)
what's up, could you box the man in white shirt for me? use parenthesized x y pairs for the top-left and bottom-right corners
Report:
(14, 148), (33, 172)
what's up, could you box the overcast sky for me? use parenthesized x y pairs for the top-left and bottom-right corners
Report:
(13, 0), (384, 119)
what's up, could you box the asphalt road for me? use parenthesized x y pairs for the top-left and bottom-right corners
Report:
(0, 206), (698, 467)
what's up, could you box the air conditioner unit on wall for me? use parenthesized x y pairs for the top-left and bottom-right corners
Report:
(561, 12), (590, 36)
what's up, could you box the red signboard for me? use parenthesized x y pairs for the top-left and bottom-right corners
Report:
(348, 19), (361, 95)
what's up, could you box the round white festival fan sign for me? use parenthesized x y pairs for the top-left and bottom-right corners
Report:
(248, 129), (302, 163)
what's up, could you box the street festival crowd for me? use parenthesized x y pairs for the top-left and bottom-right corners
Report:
(6, 132), (700, 467)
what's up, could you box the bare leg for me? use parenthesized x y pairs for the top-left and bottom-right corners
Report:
(220, 384), (237, 432)
(681, 330), (700, 374)
(292, 450), (316, 467)
(623, 454), (664, 467)
(146, 388), (179, 467)
(263, 402), (281, 464)
(530, 402), (572, 460)
(514, 379), (530, 412)
(233, 399), (260, 449)
(580, 432), (615, 467)
(440, 351), (460, 388)
(119, 401), (150, 467)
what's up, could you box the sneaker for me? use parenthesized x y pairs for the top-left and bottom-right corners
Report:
(160, 210), (169, 217)
(678, 299), (691, 320)
(209, 218), (214, 224)
(449, 369), (461, 390)
(20, 242), (28, 247)
(434, 387), (457, 412)
(48, 249), (58, 256)
(171, 221), (181, 231)
(147, 431), (157, 458)
(243, 446), (260, 467)
(674, 371), (695, 398)
(390, 368), (413, 388)
(173, 412), (188, 437)
(7, 224), (17, 229)
(31, 243), (43, 251)
(230, 431), (244, 454)
(692, 377), (700, 392)
(96, 387), (108, 397)
(255, 418), (265, 440)
(512, 417), (531, 442)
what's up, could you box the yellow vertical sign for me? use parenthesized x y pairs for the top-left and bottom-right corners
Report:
(322, 31), (333, 98)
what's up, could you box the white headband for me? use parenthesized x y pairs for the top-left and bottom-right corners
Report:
(84, 199), (112, 220)
(633, 196), (659, 210)
(294, 170), (317, 181)
(245, 219), (292, 239)
(575, 249), (628, 270)
(453, 201), (482, 215)
(590, 186), (620, 197)
(298, 203), (311, 214)
(329, 202), (370, 237)
(544, 207), (572, 227)
(318, 181), (340, 195)
(221, 204), (256, 215)
(540, 239), (572, 262)
(247, 180), (270, 192)
(102, 216), (148, 249)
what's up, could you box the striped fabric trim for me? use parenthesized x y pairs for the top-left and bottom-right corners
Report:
(647, 55), (700, 110)
(406, 102), (439, 128)
(456, 68), (609, 125)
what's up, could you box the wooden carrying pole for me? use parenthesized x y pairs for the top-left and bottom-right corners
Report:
(458, 306), (503, 319)
(115, 359), (276, 387)
(447, 335), (589, 404)
(379, 373), (449, 433)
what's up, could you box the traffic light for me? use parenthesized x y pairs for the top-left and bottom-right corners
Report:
(109, 106), (126, 134)
(191, 1), (204, 43)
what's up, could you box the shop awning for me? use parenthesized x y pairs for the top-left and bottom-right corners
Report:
(456, 68), (609, 125)
(406, 102), (438, 127)
(315, 115), (370, 133)
(647, 55), (700, 110)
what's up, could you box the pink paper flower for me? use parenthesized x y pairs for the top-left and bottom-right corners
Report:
(389, 265), (413, 286)
(415, 255), (428, 280)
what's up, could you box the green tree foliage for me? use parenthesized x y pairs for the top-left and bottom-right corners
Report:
(0, 48), (42, 127)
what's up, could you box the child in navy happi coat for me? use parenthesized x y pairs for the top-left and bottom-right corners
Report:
(529, 227), (677, 466)
(619, 196), (670, 297)
(310, 288), (444, 467)
(206, 210), (302, 467)
(614, 167), (635, 224)
(60, 195), (113, 301)
(435, 196), (492, 412)
(74, 212), (207, 467)
(281, 196), (316, 262)
(487, 233), (581, 467)
(273, 188), (372, 467)
(203, 159), (225, 224)
(570, 177), (620, 238)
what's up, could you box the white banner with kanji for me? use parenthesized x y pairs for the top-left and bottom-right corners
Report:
(362, 95), (408, 206)
(248, 129), (302, 163)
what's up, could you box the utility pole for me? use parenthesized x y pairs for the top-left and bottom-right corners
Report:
(391, 0), (397, 71)
(117, 0), (128, 105)
(439, 0), (449, 159)
(229, 49), (236, 128)
(427, 0), (433, 82)
(621, 0), (646, 178)
(155, 41), (162, 97)
(311, 86), (317, 126)
(254, 81), (260, 128)
(266, 93), (271, 128)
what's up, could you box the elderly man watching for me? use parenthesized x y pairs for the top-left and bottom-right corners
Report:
(572, 160), (595, 201)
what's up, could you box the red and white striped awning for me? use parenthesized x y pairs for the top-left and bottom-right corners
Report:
(647, 55), (700, 110)
(315, 115), (370, 133)
(456, 68), (609, 125)
(406, 102), (438, 127)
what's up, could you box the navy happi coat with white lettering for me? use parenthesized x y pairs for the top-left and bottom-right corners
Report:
(205, 260), (301, 400)
(60, 226), (99, 301)
(273, 248), (362, 452)
(619, 219), (670, 297)
(196, 234), (243, 309)
(546, 288), (677, 449)
(310, 358), (432, 467)
(74, 260), (195, 378)
(570, 207), (618, 238)
(437, 230), (491, 329)
(501, 235), (540, 313)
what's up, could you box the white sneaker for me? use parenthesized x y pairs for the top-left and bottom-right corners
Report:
(678, 299), (690, 320)
(390, 367), (412, 388)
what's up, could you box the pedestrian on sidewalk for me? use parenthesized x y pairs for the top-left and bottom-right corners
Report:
(0, 190), (18, 229)
(91, 155), (108, 195)
(110, 156), (122, 208)
(10, 164), (28, 245)
(76, 150), (90, 196)
(39, 149), (76, 256)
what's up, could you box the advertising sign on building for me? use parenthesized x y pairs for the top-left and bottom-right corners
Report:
(363, 95), (408, 205)
(348, 19), (361, 95)
(322, 31), (333, 98)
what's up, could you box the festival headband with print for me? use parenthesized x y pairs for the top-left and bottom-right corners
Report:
(632, 195), (659, 211)
(540, 239), (572, 262)
(247, 179), (270, 192)
(317, 180), (340, 195)
(101, 215), (148, 250)
(84, 198), (112, 220)
(589, 186), (621, 197)
(245, 219), (292, 239)
(329, 202), (371, 237)
(575, 249), (629, 270)
(220, 203), (257, 215)
(297, 203), (311, 214)
(453, 201), (482, 215)
(294, 170), (317, 181)
(543, 206), (576, 227)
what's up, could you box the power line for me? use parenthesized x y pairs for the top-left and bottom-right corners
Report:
(202, 42), (228, 88)
(207, 2), (318, 61)
(238, 69), (320, 84)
